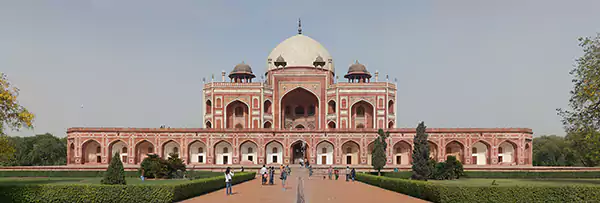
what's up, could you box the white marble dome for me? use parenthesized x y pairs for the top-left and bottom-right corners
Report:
(267, 34), (334, 72)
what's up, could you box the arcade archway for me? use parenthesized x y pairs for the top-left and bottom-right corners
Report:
(281, 88), (319, 130)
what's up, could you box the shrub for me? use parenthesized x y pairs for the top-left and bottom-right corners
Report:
(101, 152), (126, 185)
(0, 172), (255, 203)
(411, 122), (431, 180)
(463, 171), (600, 179)
(357, 173), (600, 203)
(426, 156), (464, 180)
(167, 153), (186, 179)
(139, 154), (168, 178)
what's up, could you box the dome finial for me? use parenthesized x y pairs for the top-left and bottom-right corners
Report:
(298, 18), (302, 35)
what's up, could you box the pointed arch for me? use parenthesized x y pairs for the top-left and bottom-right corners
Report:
(280, 87), (321, 129)
(290, 139), (310, 164)
(341, 140), (360, 165)
(351, 100), (374, 129)
(471, 140), (491, 165)
(263, 121), (272, 129)
(498, 140), (518, 165)
(445, 140), (465, 163)
(388, 100), (394, 114)
(327, 121), (336, 129)
(225, 100), (249, 129)
(108, 139), (129, 164)
(239, 140), (258, 164)
(205, 99), (212, 114)
(214, 140), (233, 165)
(316, 140), (334, 165)
(134, 139), (155, 164)
(162, 140), (180, 159)
(81, 139), (102, 164)
(264, 99), (272, 114)
(205, 121), (212, 128)
(428, 140), (439, 161)
(265, 140), (284, 164)
(393, 140), (412, 165)
(188, 140), (207, 164)
(328, 100), (336, 114)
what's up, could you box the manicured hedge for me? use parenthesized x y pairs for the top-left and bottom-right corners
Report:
(357, 173), (600, 203)
(0, 172), (255, 203)
(378, 171), (600, 179)
(462, 171), (600, 179)
(0, 170), (221, 178)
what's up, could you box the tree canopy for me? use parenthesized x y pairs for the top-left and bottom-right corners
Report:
(411, 122), (431, 180)
(371, 129), (389, 176)
(532, 135), (578, 166)
(2, 133), (66, 166)
(0, 73), (34, 135)
(557, 33), (600, 165)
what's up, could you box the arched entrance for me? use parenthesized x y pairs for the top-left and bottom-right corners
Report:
(135, 140), (154, 164)
(498, 141), (517, 165)
(525, 143), (531, 165)
(239, 141), (258, 164)
(214, 141), (233, 165)
(81, 140), (102, 164)
(281, 88), (319, 130)
(351, 101), (374, 128)
(108, 140), (128, 164)
(445, 141), (465, 163)
(393, 141), (411, 165)
(316, 141), (334, 165)
(226, 100), (249, 129)
(471, 141), (490, 165)
(265, 141), (284, 164)
(188, 141), (207, 164)
(342, 141), (360, 165)
(162, 140), (180, 159)
(290, 140), (309, 164)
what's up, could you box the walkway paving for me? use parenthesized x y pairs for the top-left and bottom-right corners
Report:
(181, 166), (427, 203)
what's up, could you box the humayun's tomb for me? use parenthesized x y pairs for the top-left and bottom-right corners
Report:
(66, 26), (533, 168)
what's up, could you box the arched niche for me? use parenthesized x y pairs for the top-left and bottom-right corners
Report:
(214, 141), (233, 165)
(265, 141), (284, 164)
(81, 140), (102, 164)
(240, 141), (258, 164)
(316, 141), (334, 165)
(188, 141), (207, 164)
(351, 101), (374, 128)
(393, 141), (411, 165)
(162, 140), (180, 159)
(135, 140), (154, 164)
(108, 140), (128, 164)
(226, 100), (249, 129)
(342, 141), (360, 165)
(471, 141), (490, 165)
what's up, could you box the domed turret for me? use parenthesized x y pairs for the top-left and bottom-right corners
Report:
(344, 61), (372, 83)
(229, 62), (256, 83)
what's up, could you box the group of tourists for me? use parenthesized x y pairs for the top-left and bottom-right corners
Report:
(326, 166), (356, 181)
(259, 164), (291, 191)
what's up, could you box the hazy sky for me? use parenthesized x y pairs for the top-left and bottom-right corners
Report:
(2, 0), (599, 137)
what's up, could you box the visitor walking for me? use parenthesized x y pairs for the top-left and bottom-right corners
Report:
(285, 164), (291, 176)
(308, 165), (313, 177)
(345, 166), (350, 181)
(280, 166), (288, 191)
(334, 168), (339, 180)
(140, 169), (145, 182)
(241, 166), (244, 172)
(225, 167), (235, 195)
(351, 168), (356, 182)
(328, 166), (333, 180)
(269, 166), (275, 185)
(260, 165), (267, 185)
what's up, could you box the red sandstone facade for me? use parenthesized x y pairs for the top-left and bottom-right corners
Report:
(66, 31), (533, 167)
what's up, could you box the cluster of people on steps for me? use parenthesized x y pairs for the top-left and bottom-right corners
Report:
(224, 164), (358, 196)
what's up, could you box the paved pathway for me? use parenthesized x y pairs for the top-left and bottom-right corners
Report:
(181, 166), (427, 203)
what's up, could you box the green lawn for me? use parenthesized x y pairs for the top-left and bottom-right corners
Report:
(0, 177), (190, 186)
(429, 178), (600, 186)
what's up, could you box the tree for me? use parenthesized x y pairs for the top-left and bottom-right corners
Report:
(139, 154), (168, 179)
(566, 131), (600, 166)
(411, 122), (431, 180)
(371, 129), (389, 176)
(0, 73), (34, 162)
(557, 33), (600, 162)
(166, 153), (186, 179)
(0, 135), (15, 164)
(4, 133), (66, 166)
(0, 73), (34, 135)
(532, 135), (579, 166)
(101, 152), (126, 185)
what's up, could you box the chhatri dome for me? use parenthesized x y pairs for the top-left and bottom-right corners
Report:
(266, 19), (334, 72)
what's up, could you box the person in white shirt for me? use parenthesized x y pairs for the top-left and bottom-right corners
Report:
(260, 165), (267, 185)
(225, 167), (234, 195)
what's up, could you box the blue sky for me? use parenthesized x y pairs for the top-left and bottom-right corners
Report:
(2, 0), (599, 137)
